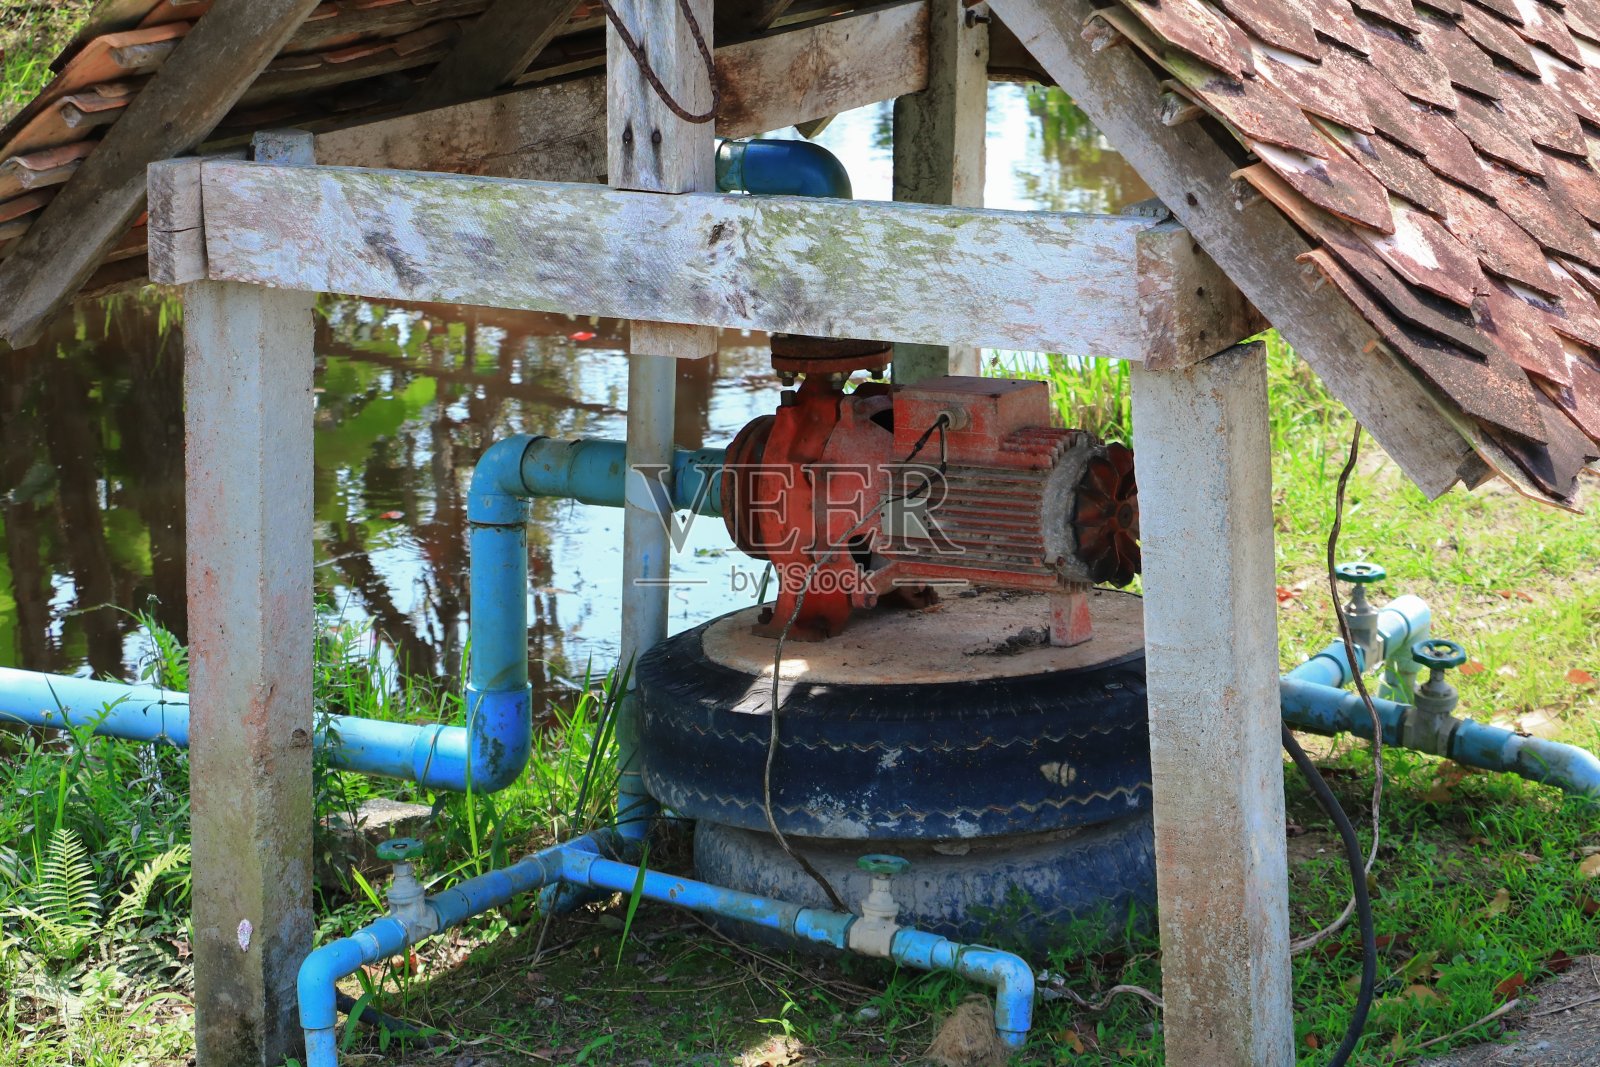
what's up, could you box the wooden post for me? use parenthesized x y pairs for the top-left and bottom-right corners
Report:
(1129, 342), (1294, 1066)
(892, 0), (988, 383)
(607, 0), (716, 817)
(607, 0), (717, 361)
(185, 132), (317, 1066)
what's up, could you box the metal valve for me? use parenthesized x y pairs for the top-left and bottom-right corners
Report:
(849, 854), (909, 958)
(1412, 639), (1467, 718)
(1335, 561), (1386, 665)
(377, 836), (437, 937)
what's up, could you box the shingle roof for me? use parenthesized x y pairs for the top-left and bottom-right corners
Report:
(0, 0), (607, 289)
(1091, 0), (1600, 505)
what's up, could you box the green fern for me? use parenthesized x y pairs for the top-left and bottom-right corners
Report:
(108, 844), (190, 931)
(8, 828), (100, 962)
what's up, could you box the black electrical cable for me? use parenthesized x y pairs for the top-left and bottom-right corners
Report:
(335, 992), (448, 1048)
(1282, 724), (1376, 1067)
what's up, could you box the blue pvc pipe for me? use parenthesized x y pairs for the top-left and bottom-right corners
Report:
(0, 669), (189, 746)
(1279, 676), (1405, 747)
(298, 828), (1032, 1067)
(0, 437), (725, 795)
(716, 138), (853, 199)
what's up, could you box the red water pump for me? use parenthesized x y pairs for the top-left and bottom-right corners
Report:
(721, 337), (1141, 643)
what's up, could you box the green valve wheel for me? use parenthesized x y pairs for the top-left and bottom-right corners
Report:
(857, 854), (910, 877)
(1412, 639), (1467, 670)
(376, 837), (424, 862)
(1335, 561), (1387, 584)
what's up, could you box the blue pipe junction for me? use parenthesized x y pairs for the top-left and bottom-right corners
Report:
(297, 828), (1033, 1067)
(1281, 593), (1600, 796)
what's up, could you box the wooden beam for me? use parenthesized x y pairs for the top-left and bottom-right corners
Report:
(716, 0), (799, 39)
(154, 159), (1230, 360)
(410, 0), (581, 111)
(713, 2), (928, 138)
(1130, 341), (1294, 1067)
(0, 0), (323, 347)
(312, 3), (929, 179)
(184, 131), (318, 1067)
(988, 0), (1472, 497)
(893, 0), (989, 383)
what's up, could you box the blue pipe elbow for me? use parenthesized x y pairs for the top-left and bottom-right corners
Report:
(717, 138), (853, 199)
(891, 930), (1034, 1048)
(1287, 639), (1365, 689)
(298, 918), (410, 1067)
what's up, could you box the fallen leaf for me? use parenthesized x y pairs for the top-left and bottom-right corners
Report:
(1568, 669), (1597, 685)
(1304, 1033), (1321, 1049)
(1581, 854), (1600, 878)
(1460, 660), (1487, 676)
(1495, 973), (1526, 1000)
(1404, 984), (1445, 1004)
(1277, 586), (1300, 604)
(1486, 889), (1512, 916)
(1547, 950), (1575, 974)
(1496, 665), (1519, 678)
(1421, 782), (1456, 804)
(1581, 894), (1600, 917)
(1062, 1029), (1086, 1054)
(379, 510), (403, 520)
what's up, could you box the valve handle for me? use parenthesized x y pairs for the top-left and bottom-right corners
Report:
(376, 837), (424, 862)
(1411, 639), (1467, 671)
(1335, 561), (1387, 585)
(857, 854), (910, 877)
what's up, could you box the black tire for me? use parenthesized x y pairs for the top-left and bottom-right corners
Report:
(638, 612), (1152, 841)
(694, 816), (1156, 954)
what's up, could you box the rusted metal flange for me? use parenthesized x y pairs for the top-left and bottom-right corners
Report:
(769, 334), (891, 376)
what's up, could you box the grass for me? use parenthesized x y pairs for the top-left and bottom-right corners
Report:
(0, 1), (91, 122)
(1, 336), (1598, 1066)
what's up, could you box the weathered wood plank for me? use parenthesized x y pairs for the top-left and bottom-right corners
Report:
(715, 2), (928, 138)
(989, 0), (1471, 497)
(607, 0), (717, 358)
(146, 158), (205, 285)
(0, 0), (324, 347)
(185, 160), (1177, 359)
(1130, 341), (1294, 1067)
(892, 0), (988, 383)
(313, 3), (928, 180)
(410, 0), (581, 110)
(1135, 218), (1265, 370)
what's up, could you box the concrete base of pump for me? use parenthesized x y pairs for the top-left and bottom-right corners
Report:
(693, 816), (1156, 954)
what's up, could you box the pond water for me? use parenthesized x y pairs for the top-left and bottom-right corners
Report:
(0, 85), (1149, 698)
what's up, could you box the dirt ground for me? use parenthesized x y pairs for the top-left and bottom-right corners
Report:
(1423, 956), (1600, 1067)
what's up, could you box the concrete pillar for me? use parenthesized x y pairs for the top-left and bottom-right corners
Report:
(1129, 341), (1294, 1066)
(185, 278), (316, 1065)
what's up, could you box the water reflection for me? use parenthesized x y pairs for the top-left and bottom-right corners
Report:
(0, 86), (1148, 690)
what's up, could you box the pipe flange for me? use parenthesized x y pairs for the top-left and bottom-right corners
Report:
(769, 334), (891, 376)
